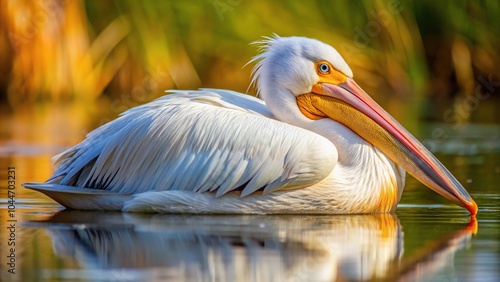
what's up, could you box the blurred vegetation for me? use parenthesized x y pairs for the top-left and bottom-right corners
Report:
(1, 0), (499, 125)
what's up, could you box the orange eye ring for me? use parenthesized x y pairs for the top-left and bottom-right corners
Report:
(314, 61), (347, 86)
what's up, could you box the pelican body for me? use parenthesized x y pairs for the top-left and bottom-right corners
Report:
(23, 36), (477, 215)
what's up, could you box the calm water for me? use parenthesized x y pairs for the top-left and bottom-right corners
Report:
(0, 104), (499, 281)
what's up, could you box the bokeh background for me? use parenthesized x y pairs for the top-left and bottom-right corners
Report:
(0, 2), (499, 279)
(2, 0), (500, 118)
(0, 0), (499, 180)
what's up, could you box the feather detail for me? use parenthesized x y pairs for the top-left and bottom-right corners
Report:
(48, 89), (337, 198)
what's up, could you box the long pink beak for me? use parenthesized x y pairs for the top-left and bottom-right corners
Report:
(322, 78), (478, 216)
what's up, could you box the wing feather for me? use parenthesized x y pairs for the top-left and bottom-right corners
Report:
(49, 90), (338, 197)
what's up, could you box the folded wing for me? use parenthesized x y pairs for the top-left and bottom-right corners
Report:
(47, 90), (338, 197)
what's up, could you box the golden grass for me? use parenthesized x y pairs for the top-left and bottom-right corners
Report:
(0, 1), (498, 124)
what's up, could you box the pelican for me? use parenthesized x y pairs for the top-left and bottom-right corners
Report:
(23, 36), (477, 215)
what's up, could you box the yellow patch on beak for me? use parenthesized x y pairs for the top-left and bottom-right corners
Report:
(297, 60), (348, 120)
(296, 94), (327, 120)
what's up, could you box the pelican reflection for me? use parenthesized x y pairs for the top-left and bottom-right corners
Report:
(34, 212), (475, 281)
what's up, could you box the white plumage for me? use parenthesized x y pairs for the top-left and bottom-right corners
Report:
(51, 89), (337, 197)
(23, 35), (477, 215)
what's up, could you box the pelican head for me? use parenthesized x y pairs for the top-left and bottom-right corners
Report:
(251, 36), (477, 215)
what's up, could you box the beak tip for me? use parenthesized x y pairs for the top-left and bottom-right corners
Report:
(467, 199), (478, 217)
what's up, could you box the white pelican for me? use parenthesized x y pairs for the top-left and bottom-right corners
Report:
(24, 36), (477, 215)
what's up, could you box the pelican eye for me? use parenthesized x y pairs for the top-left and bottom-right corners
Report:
(318, 63), (330, 74)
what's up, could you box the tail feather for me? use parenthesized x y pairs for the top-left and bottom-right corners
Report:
(22, 183), (131, 211)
